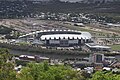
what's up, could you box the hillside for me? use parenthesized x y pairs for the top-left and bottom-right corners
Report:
(0, 1), (120, 18)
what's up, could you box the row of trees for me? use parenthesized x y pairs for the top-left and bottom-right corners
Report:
(17, 62), (120, 80)
(0, 48), (120, 80)
(17, 62), (86, 80)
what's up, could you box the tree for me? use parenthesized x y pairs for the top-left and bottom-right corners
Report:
(90, 71), (120, 80)
(0, 48), (16, 80)
(17, 62), (86, 80)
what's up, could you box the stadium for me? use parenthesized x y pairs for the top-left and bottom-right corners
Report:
(19, 30), (93, 47)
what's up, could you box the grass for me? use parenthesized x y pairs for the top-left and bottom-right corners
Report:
(16, 42), (30, 46)
(109, 45), (120, 50)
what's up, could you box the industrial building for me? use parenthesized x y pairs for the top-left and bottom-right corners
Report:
(89, 53), (105, 63)
(85, 43), (111, 52)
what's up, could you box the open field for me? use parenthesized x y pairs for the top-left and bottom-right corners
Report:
(58, 22), (120, 38)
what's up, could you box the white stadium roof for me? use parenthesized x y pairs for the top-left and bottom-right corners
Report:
(41, 32), (92, 40)
(41, 34), (83, 40)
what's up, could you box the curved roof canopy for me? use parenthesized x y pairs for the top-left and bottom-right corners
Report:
(41, 32), (92, 40)
(19, 29), (92, 40)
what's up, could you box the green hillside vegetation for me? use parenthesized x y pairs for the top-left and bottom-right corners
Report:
(0, 48), (16, 80)
(90, 71), (120, 80)
(17, 62), (87, 80)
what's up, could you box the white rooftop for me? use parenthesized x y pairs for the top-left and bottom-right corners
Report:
(41, 33), (91, 40)
(19, 55), (35, 59)
(107, 23), (120, 27)
(85, 43), (111, 49)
